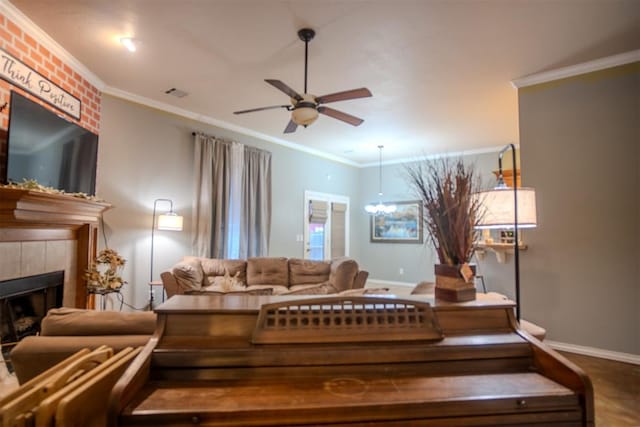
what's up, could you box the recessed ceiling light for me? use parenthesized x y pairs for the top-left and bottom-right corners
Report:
(119, 37), (137, 52)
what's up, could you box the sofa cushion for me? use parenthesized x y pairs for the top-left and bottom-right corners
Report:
(338, 287), (391, 296)
(205, 272), (245, 291)
(283, 283), (333, 295)
(246, 285), (289, 295)
(10, 335), (150, 384)
(288, 259), (331, 286)
(246, 257), (289, 287)
(193, 287), (274, 296)
(200, 259), (247, 284)
(40, 308), (156, 336)
(328, 257), (359, 292)
(173, 258), (204, 291)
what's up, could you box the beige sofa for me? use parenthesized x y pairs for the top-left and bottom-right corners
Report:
(9, 308), (156, 384)
(161, 256), (369, 297)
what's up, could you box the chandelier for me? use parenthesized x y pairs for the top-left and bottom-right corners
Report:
(364, 145), (396, 214)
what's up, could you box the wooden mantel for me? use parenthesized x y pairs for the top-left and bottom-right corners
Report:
(0, 188), (111, 308)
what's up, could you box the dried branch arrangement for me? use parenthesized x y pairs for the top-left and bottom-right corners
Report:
(404, 158), (483, 266)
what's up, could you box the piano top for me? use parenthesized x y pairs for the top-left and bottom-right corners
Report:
(154, 293), (516, 315)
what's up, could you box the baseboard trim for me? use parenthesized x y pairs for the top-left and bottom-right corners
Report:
(545, 340), (640, 365)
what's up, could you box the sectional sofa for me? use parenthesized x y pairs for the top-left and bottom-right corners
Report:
(160, 256), (369, 297)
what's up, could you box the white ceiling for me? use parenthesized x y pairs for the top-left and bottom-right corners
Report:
(9, 0), (640, 165)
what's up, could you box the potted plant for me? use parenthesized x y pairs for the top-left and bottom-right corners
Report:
(85, 248), (127, 293)
(404, 158), (483, 301)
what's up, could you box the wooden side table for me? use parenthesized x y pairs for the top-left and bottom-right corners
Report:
(148, 281), (165, 310)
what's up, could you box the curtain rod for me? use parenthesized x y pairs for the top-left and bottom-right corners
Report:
(191, 131), (270, 155)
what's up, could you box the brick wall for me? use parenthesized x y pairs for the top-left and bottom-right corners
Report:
(0, 12), (101, 174)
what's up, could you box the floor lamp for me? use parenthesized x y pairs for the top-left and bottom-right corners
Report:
(475, 144), (537, 321)
(150, 198), (183, 309)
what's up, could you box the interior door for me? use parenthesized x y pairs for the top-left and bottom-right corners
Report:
(303, 191), (350, 260)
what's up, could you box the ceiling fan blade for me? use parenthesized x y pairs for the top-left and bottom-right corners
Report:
(316, 88), (372, 104)
(317, 106), (364, 126)
(284, 120), (298, 134)
(265, 79), (303, 101)
(233, 105), (290, 114)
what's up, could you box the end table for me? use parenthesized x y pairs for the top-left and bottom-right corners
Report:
(148, 280), (165, 310)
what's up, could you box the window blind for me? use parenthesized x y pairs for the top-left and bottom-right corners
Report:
(309, 200), (328, 224)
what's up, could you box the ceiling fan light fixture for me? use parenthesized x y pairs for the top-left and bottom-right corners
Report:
(233, 28), (370, 133)
(291, 106), (318, 126)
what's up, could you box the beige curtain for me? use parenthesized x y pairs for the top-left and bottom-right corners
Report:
(192, 133), (230, 257)
(240, 146), (272, 258)
(192, 133), (271, 259)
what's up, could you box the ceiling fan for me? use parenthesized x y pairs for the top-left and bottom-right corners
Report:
(233, 28), (372, 134)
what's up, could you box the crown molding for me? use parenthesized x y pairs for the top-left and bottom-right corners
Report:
(511, 49), (640, 88)
(360, 145), (510, 168)
(102, 86), (361, 167)
(1, 1), (106, 90)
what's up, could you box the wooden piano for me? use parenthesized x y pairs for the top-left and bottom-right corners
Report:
(108, 294), (593, 426)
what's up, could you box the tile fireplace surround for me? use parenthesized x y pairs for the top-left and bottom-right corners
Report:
(0, 188), (111, 308)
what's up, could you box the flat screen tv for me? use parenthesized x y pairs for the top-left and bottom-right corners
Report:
(2, 91), (98, 195)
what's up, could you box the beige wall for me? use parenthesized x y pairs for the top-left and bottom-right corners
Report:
(97, 95), (360, 309)
(518, 63), (639, 355)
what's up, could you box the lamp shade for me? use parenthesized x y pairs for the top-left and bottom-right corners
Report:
(475, 187), (537, 229)
(157, 213), (183, 231)
(291, 106), (319, 126)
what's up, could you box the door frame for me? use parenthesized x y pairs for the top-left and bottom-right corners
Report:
(303, 190), (350, 260)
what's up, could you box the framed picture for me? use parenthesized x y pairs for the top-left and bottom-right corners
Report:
(370, 200), (423, 243)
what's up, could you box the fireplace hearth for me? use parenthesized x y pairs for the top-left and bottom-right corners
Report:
(0, 271), (64, 348)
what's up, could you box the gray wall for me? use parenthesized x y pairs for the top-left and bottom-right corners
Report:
(518, 63), (639, 355)
(357, 153), (504, 286)
(97, 95), (359, 309)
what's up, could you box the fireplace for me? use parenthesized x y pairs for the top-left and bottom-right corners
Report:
(0, 188), (111, 308)
(0, 271), (64, 348)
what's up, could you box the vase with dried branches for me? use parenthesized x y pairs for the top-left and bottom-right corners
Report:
(404, 158), (483, 301)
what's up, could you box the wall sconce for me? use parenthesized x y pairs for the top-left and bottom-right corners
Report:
(474, 144), (537, 321)
(150, 198), (183, 309)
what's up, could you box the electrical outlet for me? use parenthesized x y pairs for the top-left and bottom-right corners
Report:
(399, 267), (404, 275)
(296, 234), (303, 242)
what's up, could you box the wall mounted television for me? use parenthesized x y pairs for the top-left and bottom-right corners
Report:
(1, 91), (98, 195)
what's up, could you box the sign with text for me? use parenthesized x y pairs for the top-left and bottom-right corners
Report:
(0, 48), (81, 120)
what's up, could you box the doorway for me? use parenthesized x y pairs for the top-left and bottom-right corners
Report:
(303, 191), (350, 260)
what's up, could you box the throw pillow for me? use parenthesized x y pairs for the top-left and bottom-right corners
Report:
(172, 259), (204, 292)
(282, 283), (331, 295)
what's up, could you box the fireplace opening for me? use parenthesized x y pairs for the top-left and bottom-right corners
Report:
(1, 271), (64, 370)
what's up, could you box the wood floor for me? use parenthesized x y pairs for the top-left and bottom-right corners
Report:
(560, 351), (640, 426)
